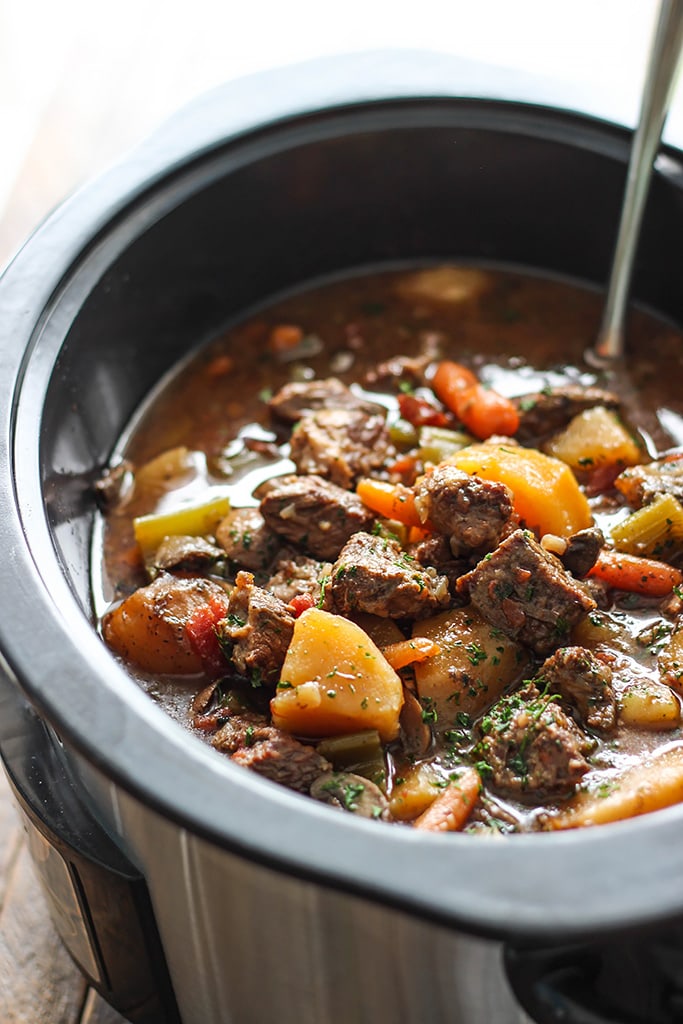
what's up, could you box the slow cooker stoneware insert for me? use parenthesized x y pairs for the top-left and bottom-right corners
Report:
(2, 52), (683, 1024)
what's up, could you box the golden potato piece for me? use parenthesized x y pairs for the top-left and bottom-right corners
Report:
(545, 406), (641, 474)
(271, 609), (403, 741)
(549, 743), (683, 829)
(413, 606), (526, 729)
(103, 575), (228, 675)
(619, 680), (681, 730)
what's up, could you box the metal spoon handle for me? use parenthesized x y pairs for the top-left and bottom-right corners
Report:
(595, 0), (683, 360)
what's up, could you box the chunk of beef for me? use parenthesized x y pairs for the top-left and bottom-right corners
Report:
(559, 527), (605, 578)
(268, 378), (384, 422)
(364, 332), (441, 388)
(211, 709), (274, 752)
(153, 534), (223, 574)
(331, 531), (450, 620)
(266, 552), (332, 608)
(536, 646), (616, 733)
(259, 474), (375, 560)
(94, 458), (134, 512)
(615, 457), (683, 509)
(478, 683), (591, 799)
(457, 529), (596, 656)
(290, 408), (393, 488)
(215, 507), (280, 572)
(217, 571), (294, 685)
(515, 385), (620, 443)
(408, 533), (468, 594)
(414, 465), (514, 556)
(214, 711), (331, 793)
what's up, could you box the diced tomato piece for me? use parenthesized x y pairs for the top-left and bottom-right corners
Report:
(398, 393), (450, 428)
(185, 595), (230, 676)
(289, 592), (316, 617)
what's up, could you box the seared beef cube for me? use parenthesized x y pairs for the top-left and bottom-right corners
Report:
(331, 532), (450, 620)
(153, 534), (223, 574)
(232, 733), (331, 792)
(558, 527), (604, 578)
(268, 378), (384, 422)
(217, 571), (294, 685)
(408, 533), (468, 593)
(259, 474), (375, 560)
(535, 646), (616, 733)
(212, 710), (274, 752)
(414, 465), (514, 556)
(215, 507), (280, 572)
(616, 458), (683, 509)
(515, 385), (620, 443)
(457, 529), (596, 656)
(478, 683), (591, 799)
(266, 553), (332, 608)
(290, 408), (393, 489)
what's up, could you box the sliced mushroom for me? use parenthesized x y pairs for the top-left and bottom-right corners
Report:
(310, 771), (389, 821)
(153, 534), (223, 574)
(399, 687), (432, 759)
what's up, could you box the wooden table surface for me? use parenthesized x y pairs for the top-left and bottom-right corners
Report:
(0, 772), (128, 1024)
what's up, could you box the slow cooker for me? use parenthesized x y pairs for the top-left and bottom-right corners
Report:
(2, 51), (683, 1024)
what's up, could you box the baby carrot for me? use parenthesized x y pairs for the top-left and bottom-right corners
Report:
(589, 549), (683, 596)
(382, 637), (440, 671)
(412, 767), (481, 832)
(356, 478), (424, 528)
(431, 360), (519, 439)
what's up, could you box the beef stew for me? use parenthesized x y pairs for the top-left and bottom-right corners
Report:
(95, 265), (683, 835)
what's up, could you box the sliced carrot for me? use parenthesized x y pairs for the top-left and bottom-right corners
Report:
(431, 360), (519, 439)
(408, 525), (430, 544)
(412, 767), (481, 832)
(589, 549), (683, 597)
(205, 354), (234, 377)
(356, 478), (424, 528)
(457, 383), (520, 439)
(267, 324), (304, 352)
(382, 637), (440, 671)
(431, 360), (477, 405)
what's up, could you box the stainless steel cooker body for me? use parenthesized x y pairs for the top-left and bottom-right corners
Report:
(2, 52), (683, 1024)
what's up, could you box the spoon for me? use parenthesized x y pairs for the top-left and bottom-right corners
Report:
(594, 0), (683, 361)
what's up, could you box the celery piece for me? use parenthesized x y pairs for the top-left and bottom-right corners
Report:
(389, 418), (418, 449)
(418, 426), (472, 465)
(317, 729), (386, 790)
(317, 729), (382, 766)
(134, 494), (231, 557)
(611, 493), (683, 558)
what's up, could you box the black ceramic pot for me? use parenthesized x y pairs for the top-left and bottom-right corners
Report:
(1, 52), (683, 1024)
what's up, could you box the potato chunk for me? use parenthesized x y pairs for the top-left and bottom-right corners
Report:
(548, 743), (683, 829)
(103, 575), (229, 674)
(448, 443), (591, 537)
(271, 609), (403, 741)
(412, 606), (526, 729)
(545, 406), (641, 474)
(619, 680), (681, 730)
(389, 762), (443, 821)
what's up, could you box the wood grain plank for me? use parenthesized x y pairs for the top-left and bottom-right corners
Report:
(0, 840), (87, 1024)
(0, 772), (22, 911)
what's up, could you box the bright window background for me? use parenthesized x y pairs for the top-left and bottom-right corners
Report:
(0, 0), (678, 266)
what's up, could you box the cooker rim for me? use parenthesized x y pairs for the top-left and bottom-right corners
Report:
(2, 50), (683, 944)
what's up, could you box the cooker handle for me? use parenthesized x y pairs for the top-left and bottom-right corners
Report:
(505, 931), (683, 1024)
